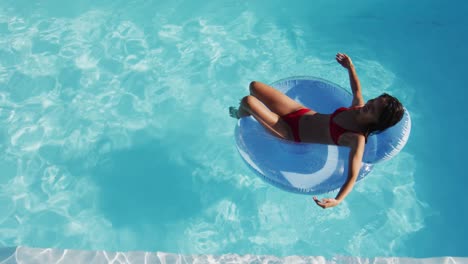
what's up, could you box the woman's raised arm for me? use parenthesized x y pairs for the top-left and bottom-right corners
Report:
(336, 53), (364, 107)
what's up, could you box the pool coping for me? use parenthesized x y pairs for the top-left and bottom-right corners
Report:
(0, 246), (466, 264)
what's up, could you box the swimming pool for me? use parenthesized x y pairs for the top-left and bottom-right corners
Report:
(0, 0), (466, 259)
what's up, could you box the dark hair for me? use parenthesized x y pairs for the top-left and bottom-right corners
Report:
(367, 93), (404, 136)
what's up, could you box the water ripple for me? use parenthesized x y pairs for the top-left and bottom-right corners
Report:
(0, 6), (424, 256)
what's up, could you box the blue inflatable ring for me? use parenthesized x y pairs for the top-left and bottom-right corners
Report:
(235, 76), (411, 194)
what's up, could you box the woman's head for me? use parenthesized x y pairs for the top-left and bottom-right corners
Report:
(360, 93), (404, 135)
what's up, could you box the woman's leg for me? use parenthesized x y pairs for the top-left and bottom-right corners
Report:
(239, 95), (292, 140)
(249, 81), (307, 116)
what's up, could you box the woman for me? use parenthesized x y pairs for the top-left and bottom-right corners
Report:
(230, 53), (404, 209)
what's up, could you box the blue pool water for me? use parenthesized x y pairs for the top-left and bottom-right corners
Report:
(0, 0), (467, 258)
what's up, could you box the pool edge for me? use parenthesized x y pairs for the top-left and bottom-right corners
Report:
(0, 246), (466, 264)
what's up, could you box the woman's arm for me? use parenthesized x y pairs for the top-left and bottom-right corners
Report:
(335, 133), (365, 202)
(313, 133), (365, 209)
(336, 53), (364, 107)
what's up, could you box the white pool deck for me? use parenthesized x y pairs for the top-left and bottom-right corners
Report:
(0, 247), (466, 264)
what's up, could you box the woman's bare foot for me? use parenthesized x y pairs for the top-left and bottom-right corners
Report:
(229, 106), (240, 119)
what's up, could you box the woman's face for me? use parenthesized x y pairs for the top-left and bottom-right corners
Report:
(359, 97), (387, 124)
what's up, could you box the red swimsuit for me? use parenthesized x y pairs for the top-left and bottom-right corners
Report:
(281, 108), (312, 142)
(282, 106), (364, 144)
(329, 107), (364, 144)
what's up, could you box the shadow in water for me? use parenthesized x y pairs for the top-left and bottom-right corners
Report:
(90, 140), (201, 228)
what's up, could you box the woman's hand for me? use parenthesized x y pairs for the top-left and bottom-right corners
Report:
(313, 196), (340, 209)
(336, 53), (353, 69)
